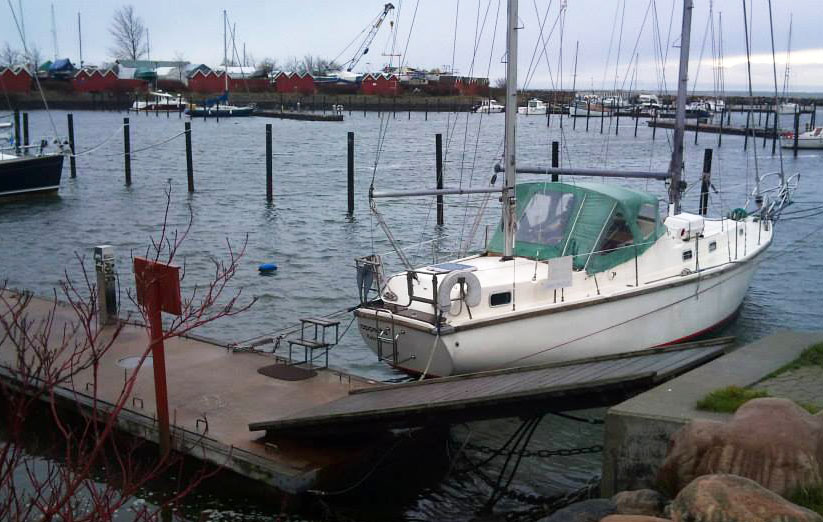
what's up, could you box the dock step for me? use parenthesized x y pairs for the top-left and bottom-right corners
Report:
(285, 317), (341, 369)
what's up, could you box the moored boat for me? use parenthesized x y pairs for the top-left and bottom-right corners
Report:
(353, 0), (798, 378)
(517, 98), (548, 115)
(780, 127), (823, 149)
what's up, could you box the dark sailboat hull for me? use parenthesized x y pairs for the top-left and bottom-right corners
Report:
(0, 154), (64, 197)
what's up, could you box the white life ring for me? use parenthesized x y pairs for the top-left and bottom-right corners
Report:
(437, 270), (482, 314)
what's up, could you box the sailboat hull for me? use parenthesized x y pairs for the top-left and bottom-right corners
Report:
(356, 244), (765, 377)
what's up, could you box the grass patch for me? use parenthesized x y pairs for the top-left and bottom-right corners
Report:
(787, 485), (823, 515)
(696, 386), (770, 413)
(766, 342), (823, 379)
(697, 386), (821, 414)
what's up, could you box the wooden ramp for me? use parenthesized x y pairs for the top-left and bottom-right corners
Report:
(250, 338), (733, 437)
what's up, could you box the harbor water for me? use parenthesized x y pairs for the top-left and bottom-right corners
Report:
(1, 107), (821, 520)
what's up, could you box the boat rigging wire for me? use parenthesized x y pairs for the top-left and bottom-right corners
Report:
(740, 0), (761, 203)
(766, 0), (786, 182)
(6, 0), (61, 143)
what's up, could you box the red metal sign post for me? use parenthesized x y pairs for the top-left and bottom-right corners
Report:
(134, 256), (182, 458)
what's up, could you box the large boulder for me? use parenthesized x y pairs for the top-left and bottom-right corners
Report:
(658, 398), (823, 496)
(600, 515), (672, 522)
(670, 474), (822, 522)
(611, 489), (668, 517)
(539, 498), (616, 522)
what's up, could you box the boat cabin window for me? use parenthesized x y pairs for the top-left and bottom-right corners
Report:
(637, 203), (658, 239)
(598, 212), (634, 254)
(708, 241), (717, 252)
(683, 249), (693, 261)
(516, 192), (576, 246)
(490, 292), (512, 307)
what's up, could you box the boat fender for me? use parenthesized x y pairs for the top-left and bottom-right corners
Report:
(258, 263), (278, 273)
(437, 270), (481, 314)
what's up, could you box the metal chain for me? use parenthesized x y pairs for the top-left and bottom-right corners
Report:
(464, 441), (604, 459)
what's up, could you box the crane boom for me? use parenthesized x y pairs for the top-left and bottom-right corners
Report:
(345, 3), (395, 72)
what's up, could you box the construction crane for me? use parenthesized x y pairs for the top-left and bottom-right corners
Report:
(341, 3), (395, 72)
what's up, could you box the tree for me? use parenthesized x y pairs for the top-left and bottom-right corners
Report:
(0, 185), (254, 521)
(109, 5), (147, 61)
(0, 42), (20, 66)
(258, 57), (277, 75)
(299, 55), (340, 76)
(26, 43), (42, 70)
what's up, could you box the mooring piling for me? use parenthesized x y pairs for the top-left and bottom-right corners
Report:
(743, 111), (750, 150)
(652, 112), (657, 141)
(347, 131), (355, 215)
(718, 112), (724, 147)
(185, 122), (194, 192)
(13, 109), (20, 154)
(793, 112), (800, 156)
(585, 102), (591, 132)
(67, 113), (77, 178)
(694, 118), (699, 145)
(551, 141), (559, 182)
(771, 111), (778, 155)
(600, 105), (605, 134)
(436, 133), (444, 226)
(22, 112), (29, 153)
(634, 108), (639, 137)
(762, 112), (770, 148)
(266, 124), (273, 202)
(123, 117), (132, 186)
(615, 109), (620, 136)
(699, 148), (713, 216)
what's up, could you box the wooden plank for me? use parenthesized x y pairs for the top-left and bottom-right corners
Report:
(249, 341), (730, 436)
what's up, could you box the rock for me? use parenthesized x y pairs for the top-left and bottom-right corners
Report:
(670, 474), (822, 522)
(658, 398), (823, 496)
(611, 489), (668, 517)
(600, 515), (672, 522)
(540, 499), (616, 522)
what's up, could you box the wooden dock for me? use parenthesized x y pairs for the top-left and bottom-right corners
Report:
(250, 338), (732, 438)
(1, 289), (732, 496)
(254, 110), (343, 122)
(0, 290), (379, 494)
(647, 119), (778, 138)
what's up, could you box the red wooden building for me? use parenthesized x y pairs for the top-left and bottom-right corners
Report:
(0, 67), (32, 93)
(360, 73), (401, 96)
(72, 68), (119, 93)
(227, 76), (269, 92)
(273, 72), (315, 95)
(187, 70), (227, 94)
(454, 77), (490, 97)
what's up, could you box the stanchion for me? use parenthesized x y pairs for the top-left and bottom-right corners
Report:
(123, 117), (131, 186)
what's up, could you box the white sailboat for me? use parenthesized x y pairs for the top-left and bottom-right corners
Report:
(185, 10), (254, 118)
(354, 0), (798, 377)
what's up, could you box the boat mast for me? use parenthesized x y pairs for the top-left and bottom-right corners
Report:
(502, 0), (519, 258)
(223, 10), (228, 92)
(667, 0), (693, 215)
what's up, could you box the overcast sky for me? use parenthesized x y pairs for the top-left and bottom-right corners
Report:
(3, 0), (821, 92)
